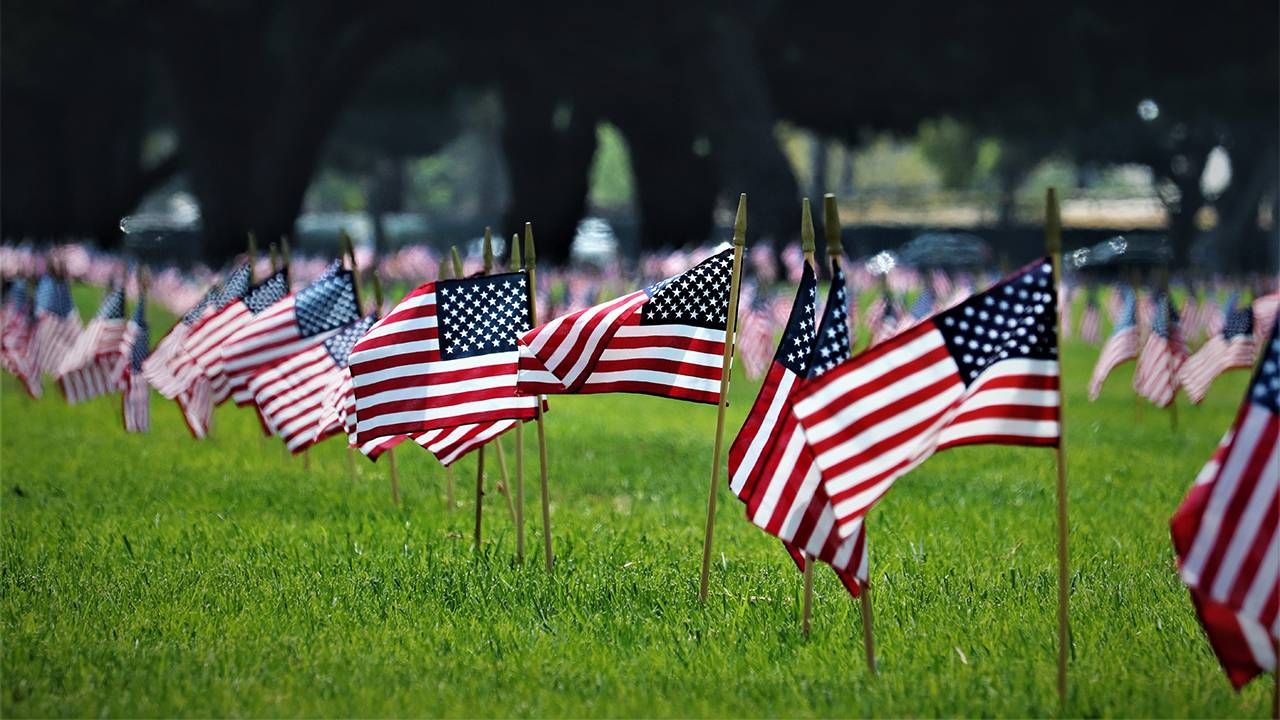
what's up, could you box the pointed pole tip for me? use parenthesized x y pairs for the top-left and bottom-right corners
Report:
(800, 198), (816, 256)
(733, 194), (747, 247)
(823, 194), (842, 258)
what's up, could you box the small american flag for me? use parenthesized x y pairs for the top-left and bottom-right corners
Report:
(141, 284), (216, 398)
(1078, 287), (1102, 345)
(58, 287), (126, 404)
(119, 292), (151, 433)
(248, 313), (374, 452)
(1253, 291), (1279, 346)
(1170, 318), (1278, 689)
(221, 262), (359, 405)
(1087, 287), (1138, 401)
(793, 259), (1061, 538)
(349, 270), (538, 446)
(1133, 292), (1186, 408)
(1, 280), (41, 398)
(867, 291), (900, 347)
(737, 282), (778, 381)
(32, 274), (82, 377)
(1179, 304), (1257, 404)
(729, 259), (868, 598)
(517, 249), (734, 404)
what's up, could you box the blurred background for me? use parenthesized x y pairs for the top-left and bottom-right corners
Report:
(2, 0), (1276, 271)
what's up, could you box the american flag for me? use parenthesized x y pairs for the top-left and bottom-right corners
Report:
(867, 291), (900, 347)
(349, 270), (538, 446)
(161, 263), (255, 400)
(737, 282), (778, 381)
(413, 419), (522, 467)
(1087, 287), (1138, 401)
(32, 274), (82, 377)
(250, 313), (375, 452)
(326, 374), (408, 460)
(517, 249), (733, 404)
(905, 287), (935, 326)
(119, 292), (151, 433)
(221, 262), (360, 405)
(173, 267), (290, 438)
(1, 280), (41, 398)
(1179, 305), (1257, 405)
(141, 285), (215, 398)
(930, 269), (952, 300)
(1078, 288), (1102, 345)
(58, 287), (126, 404)
(728, 260), (868, 597)
(1170, 318), (1278, 689)
(793, 259), (1060, 538)
(1133, 291), (1186, 408)
(1253, 291), (1279, 346)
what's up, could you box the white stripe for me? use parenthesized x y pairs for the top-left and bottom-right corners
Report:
(548, 293), (646, 384)
(729, 371), (796, 494)
(1241, 523), (1280, 620)
(580, 369), (720, 395)
(349, 339), (440, 367)
(1209, 449), (1279, 603)
(749, 424), (807, 528)
(1183, 408), (1270, 585)
(356, 396), (534, 434)
(938, 417), (1060, 444)
(596, 345), (723, 369)
(612, 322), (725, 343)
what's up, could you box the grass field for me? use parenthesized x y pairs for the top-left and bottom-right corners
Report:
(1, 290), (1273, 717)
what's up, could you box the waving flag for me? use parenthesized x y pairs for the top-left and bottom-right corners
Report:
(1087, 288), (1138, 401)
(249, 313), (375, 452)
(58, 287), (126, 404)
(349, 270), (538, 446)
(1253, 291), (1279, 346)
(1, 280), (41, 398)
(793, 259), (1060, 539)
(1134, 292), (1186, 408)
(1078, 288), (1101, 345)
(221, 262), (360, 405)
(517, 249), (733, 404)
(1180, 305), (1258, 404)
(32, 274), (82, 377)
(119, 293), (151, 433)
(1170, 319), (1278, 689)
(729, 260), (868, 597)
(141, 285), (215, 398)
(867, 291), (900, 347)
(737, 282), (778, 381)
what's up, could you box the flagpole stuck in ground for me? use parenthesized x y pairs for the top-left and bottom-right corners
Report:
(1046, 187), (1071, 707)
(800, 197), (817, 638)
(826, 192), (877, 675)
(525, 222), (555, 572)
(450, 243), (487, 548)
(698, 193), (747, 602)
(512, 233), (526, 562)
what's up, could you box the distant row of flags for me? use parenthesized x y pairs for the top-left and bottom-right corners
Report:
(1, 193), (1276, 699)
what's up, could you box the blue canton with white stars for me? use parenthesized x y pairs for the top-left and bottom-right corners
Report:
(35, 275), (74, 317)
(295, 265), (360, 337)
(182, 289), (214, 326)
(809, 259), (851, 378)
(128, 297), (150, 371)
(1251, 318), (1279, 413)
(1114, 288), (1137, 331)
(641, 249), (734, 330)
(325, 314), (377, 368)
(1151, 292), (1180, 339)
(96, 288), (125, 320)
(6, 280), (30, 311)
(775, 262), (817, 375)
(1222, 305), (1254, 340)
(910, 287), (935, 320)
(244, 270), (290, 314)
(213, 264), (253, 309)
(934, 259), (1058, 385)
(437, 271), (531, 359)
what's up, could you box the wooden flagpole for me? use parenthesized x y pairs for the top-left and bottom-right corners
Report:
(525, 222), (555, 572)
(512, 233), (526, 561)
(1157, 265), (1178, 432)
(438, 254), (457, 510)
(698, 193), (748, 602)
(800, 197), (817, 638)
(825, 192), (877, 675)
(1045, 188), (1070, 707)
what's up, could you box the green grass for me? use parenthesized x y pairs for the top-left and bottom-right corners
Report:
(0, 292), (1272, 717)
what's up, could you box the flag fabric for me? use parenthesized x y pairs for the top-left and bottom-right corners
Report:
(792, 259), (1061, 539)
(57, 287), (126, 404)
(32, 275), (82, 377)
(119, 293), (151, 433)
(737, 282), (778, 381)
(517, 249), (733, 404)
(1088, 287), (1138, 401)
(349, 270), (538, 446)
(1134, 292), (1186, 408)
(1170, 319), (1278, 689)
(868, 291), (900, 347)
(172, 267), (290, 438)
(907, 287), (935, 324)
(728, 260), (868, 597)
(249, 313), (375, 452)
(1253, 292), (1279, 346)
(221, 263), (360, 405)
(1180, 305), (1258, 404)
(1079, 288), (1102, 345)
(1, 280), (41, 398)
(141, 286), (215, 398)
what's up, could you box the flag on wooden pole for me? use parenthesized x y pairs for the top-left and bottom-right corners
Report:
(1, 279), (42, 398)
(119, 285), (151, 433)
(58, 286), (126, 404)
